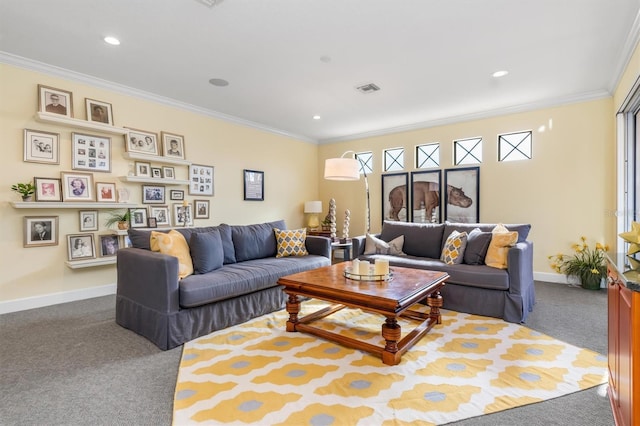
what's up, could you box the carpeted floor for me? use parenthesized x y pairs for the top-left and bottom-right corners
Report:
(173, 301), (607, 425)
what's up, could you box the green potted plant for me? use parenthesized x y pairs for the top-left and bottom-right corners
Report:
(11, 182), (36, 201)
(548, 236), (609, 290)
(105, 209), (131, 230)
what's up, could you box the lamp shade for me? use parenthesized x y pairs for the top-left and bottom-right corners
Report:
(304, 201), (323, 213)
(324, 158), (360, 181)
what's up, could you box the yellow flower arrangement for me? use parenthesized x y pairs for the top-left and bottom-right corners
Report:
(548, 236), (609, 289)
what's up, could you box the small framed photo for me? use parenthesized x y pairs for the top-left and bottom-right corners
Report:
(61, 171), (94, 201)
(142, 185), (165, 204)
(151, 167), (163, 178)
(170, 189), (184, 201)
(382, 172), (409, 223)
(38, 84), (73, 118)
(173, 203), (193, 227)
(67, 234), (95, 261)
(96, 182), (116, 202)
(99, 234), (120, 257)
(129, 208), (148, 229)
(149, 205), (170, 227)
(189, 164), (214, 196)
(161, 132), (186, 160)
(444, 167), (480, 223)
(85, 98), (114, 125)
(79, 210), (98, 232)
(194, 200), (210, 219)
(24, 216), (59, 248)
(125, 128), (159, 156)
(162, 166), (175, 179)
(135, 161), (151, 177)
(147, 217), (158, 228)
(72, 133), (111, 173)
(243, 169), (264, 201)
(24, 129), (59, 164)
(34, 177), (62, 202)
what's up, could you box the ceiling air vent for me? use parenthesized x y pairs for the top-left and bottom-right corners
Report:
(356, 83), (381, 94)
(195, 0), (224, 7)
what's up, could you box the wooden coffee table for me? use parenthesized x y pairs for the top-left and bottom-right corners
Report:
(278, 262), (448, 365)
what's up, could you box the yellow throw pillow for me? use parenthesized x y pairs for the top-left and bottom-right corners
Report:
(150, 230), (194, 279)
(485, 225), (518, 269)
(274, 228), (309, 258)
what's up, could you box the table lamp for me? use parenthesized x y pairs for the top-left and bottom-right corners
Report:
(304, 201), (323, 229)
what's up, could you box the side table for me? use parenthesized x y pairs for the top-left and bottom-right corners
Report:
(331, 241), (352, 263)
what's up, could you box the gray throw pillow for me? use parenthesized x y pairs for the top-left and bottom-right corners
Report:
(463, 227), (493, 265)
(190, 230), (224, 274)
(231, 219), (286, 262)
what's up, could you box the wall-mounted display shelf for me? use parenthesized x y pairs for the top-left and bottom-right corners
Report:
(10, 202), (138, 209)
(118, 176), (190, 185)
(35, 112), (128, 135)
(65, 257), (116, 269)
(122, 152), (191, 166)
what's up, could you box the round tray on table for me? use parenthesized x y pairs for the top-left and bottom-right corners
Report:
(343, 266), (393, 282)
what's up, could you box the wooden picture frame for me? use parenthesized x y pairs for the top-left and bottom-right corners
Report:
(135, 161), (151, 177)
(147, 217), (158, 228)
(67, 233), (95, 261)
(24, 216), (59, 247)
(194, 199), (210, 219)
(243, 169), (264, 201)
(444, 166), (480, 223)
(410, 170), (442, 223)
(142, 185), (165, 204)
(98, 234), (119, 257)
(72, 132), (111, 173)
(129, 207), (148, 229)
(79, 210), (98, 232)
(125, 128), (159, 156)
(96, 182), (116, 202)
(151, 167), (162, 179)
(24, 129), (59, 164)
(38, 84), (73, 118)
(169, 189), (184, 200)
(161, 132), (186, 160)
(61, 171), (94, 202)
(149, 205), (170, 227)
(162, 166), (175, 179)
(381, 172), (409, 223)
(34, 177), (62, 202)
(189, 164), (214, 196)
(172, 203), (193, 227)
(85, 98), (114, 125)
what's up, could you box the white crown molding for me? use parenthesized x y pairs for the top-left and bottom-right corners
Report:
(0, 283), (116, 315)
(0, 51), (316, 144)
(608, 7), (640, 93)
(320, 89), (611, 144)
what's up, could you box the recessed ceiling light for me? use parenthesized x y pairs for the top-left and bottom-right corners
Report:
(104, 36), (120, 46)
(492, 70), (509, 78)
(313, 115), (321, 120)
(208, 78), (229, 87)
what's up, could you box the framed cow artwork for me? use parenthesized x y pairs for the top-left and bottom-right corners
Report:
(410, 170), (442, 223)
(443, 167), (479, 223)
(381, 172), (409, 224)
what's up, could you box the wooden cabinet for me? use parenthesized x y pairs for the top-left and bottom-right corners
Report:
(606, 254), (640, 426)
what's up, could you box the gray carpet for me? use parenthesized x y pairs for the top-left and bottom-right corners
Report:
(0, 282), (614, 426)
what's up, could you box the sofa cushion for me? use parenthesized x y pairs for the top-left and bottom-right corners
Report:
(463, 228), (493, 265)
(274, 228), (309, 257)
(379, 221), (444, 259)
(364, 233), (405, 255)
(232, 220), (286, 262)
(441, 230), (468, 265)
(442, 222), (531, 250)
(190, 230), (224, 274)
(150, 230), (194, 279)
(128, 228), (169, 250)
(485, 225), (519, 269)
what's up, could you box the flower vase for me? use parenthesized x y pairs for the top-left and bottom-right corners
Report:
(581, 274), (601, 290)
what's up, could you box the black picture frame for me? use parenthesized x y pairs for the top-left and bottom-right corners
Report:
(381, 172), (409, 223)
(410, 170), (442, 223)
(243, 169), (264, 201)
(444, 166), (480, 223)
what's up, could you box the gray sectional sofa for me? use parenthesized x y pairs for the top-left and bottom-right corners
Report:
(116, 220), (331, 350)
(352, 221), (535, 323)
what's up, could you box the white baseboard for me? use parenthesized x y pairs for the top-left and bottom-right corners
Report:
(0, 283), (116, 315)
(534, 272), (572, 284)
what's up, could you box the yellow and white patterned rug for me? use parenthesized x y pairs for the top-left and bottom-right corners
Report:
(173, 301), (607, 425)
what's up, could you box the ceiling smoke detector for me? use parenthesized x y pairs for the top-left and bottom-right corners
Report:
(195, 0), (224, 7)
(355, 83), (381, 94)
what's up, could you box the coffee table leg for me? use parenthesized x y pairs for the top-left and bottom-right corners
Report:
(285, 293), (300, 332)
(381, 317), (402, 365)
(426, 290), (443, 324)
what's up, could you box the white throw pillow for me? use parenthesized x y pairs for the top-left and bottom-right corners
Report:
(364, 233), (405, 256)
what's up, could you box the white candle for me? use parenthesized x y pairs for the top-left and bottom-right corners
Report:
(351, 259), (360, 273)
(359, 260), (370, 276)
(375, 259), (390, 275)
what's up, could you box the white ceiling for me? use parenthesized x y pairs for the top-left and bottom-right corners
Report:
(1, 0), (639, 143)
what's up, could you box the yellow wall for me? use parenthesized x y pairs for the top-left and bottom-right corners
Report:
(0, 63), (319, 307)
(318, 98), (616, 278)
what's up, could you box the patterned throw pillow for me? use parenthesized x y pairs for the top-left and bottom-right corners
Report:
(150, 230), (194, 279)
(364, 233), (405, 255)
(274, 228), (309, 258)
(440, 230), (468, 265)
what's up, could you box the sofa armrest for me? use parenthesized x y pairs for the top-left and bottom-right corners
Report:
(117, 248), (180, 314)
(351, 235), (367, 258)
(305, 235), (331, 259)
(507, 241), (534, 296)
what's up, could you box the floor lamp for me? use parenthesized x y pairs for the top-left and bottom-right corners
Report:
(323, 151), (370, 234)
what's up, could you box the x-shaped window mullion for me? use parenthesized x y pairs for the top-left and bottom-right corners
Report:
(386, 150), (403, 170)
(418, 146), (438, 168)
(457, 139), (481, 164)
(500, 134), (529, 159)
